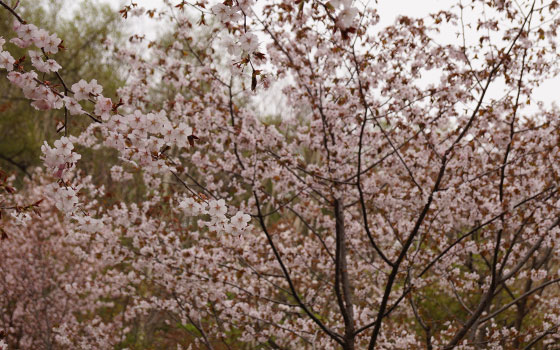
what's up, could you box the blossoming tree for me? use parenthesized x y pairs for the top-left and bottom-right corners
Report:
(2, 0), (560, 349)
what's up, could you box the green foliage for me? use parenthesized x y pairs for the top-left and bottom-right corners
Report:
(0, 0), (125, 182)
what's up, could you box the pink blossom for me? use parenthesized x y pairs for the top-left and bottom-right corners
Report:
(64, 96), (84, 115)
(230, 211), (251, 232)
(239, 33), (259, 53)
(208, 199), (227, 217)
(71, 79), (92, 101)
(0, 51), (14, 71)
(337, 6), (358, 29)
(94, 96), (113, 120)
(9, 37), (29, 48)
(32, 28), (50, 48)
(43, 33), (62, 54)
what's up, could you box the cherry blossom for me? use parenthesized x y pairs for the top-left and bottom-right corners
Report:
(94, 96), (113, 120)
(239, 32), (259, 53)
(230, 211), (251, 232)
(71, 79), (92, 101)
(63, 96), (84, 115)
(41, 136), (81, 178)
(0, 51), (14, 71)
(207, 198), (227, 217)
(337, 6), (358, 29)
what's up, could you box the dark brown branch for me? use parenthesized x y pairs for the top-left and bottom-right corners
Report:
(0, 153), (31, 178)
(521, 323), (560, 350)
(368, 152), (448, 349)
(409, 294), (433, 350)
(0, 0), (24, 23)
(228, 81), (245, 170)
(253, 192), (344, 345)
(481, 278), (560, 324)
(418, 186), (557, 280)
(334, 198), (356, 350)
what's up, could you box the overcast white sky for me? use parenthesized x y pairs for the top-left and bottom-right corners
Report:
(95, 0), (558, 112)
(96, 0), (458, 42)
(105, 0), (451, 29)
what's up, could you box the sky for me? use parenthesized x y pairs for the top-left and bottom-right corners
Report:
(106, 0), (452, 32)
(94, 0), (559, 114)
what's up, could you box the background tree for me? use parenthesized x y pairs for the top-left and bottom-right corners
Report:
(0, 0), (123, 181)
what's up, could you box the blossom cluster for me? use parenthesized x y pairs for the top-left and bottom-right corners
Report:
(0, 37), (14, 70)
(12, 21), (62, 53)
(179, 197), (251, 234)
(6, 70), (63, 110)
(0, 24), (64, 108)
(331, 0), (359, 29)
(40, 136), (81, 178)
(0, 18), (201, 213)
(28, 50), (61, 73)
